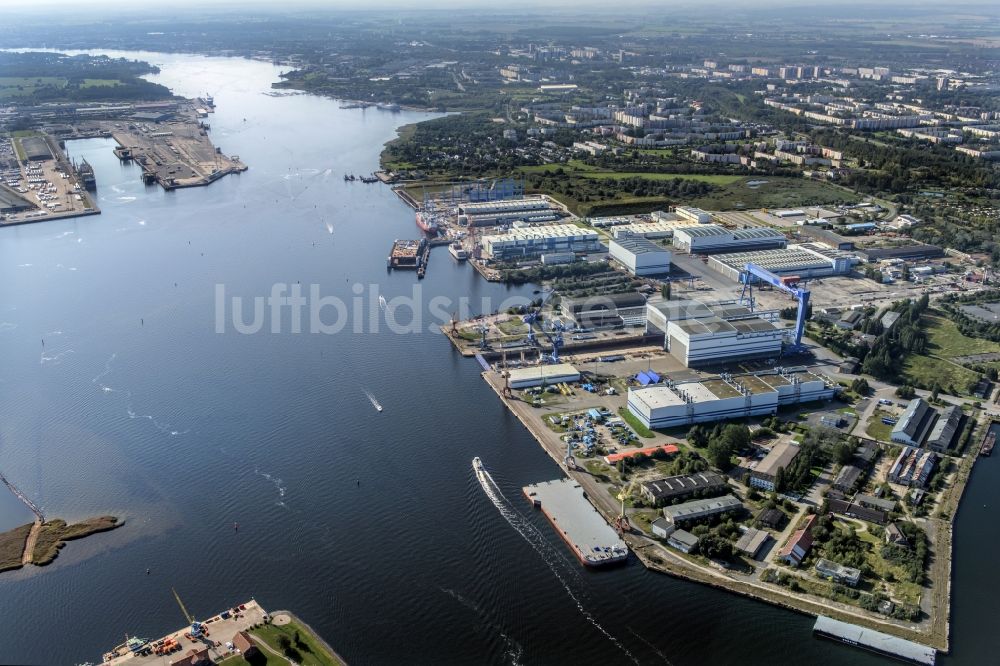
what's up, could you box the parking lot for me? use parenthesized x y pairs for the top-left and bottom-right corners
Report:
(0, 136), (99, 225)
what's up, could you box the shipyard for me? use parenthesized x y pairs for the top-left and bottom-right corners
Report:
(4, 11), (1000, 664)
(418, 181), (1000, 661)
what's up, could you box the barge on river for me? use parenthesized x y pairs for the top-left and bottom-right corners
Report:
(523, 478), (627, 567)
(813, 616), (935, 665)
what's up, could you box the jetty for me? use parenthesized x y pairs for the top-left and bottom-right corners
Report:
(0, 470), (45, 522)
(101, 600), (346, 666)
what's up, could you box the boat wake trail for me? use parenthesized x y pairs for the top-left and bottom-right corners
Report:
(254, 467), (288, 508)
(40, 332), (73, 366)
(92, 353), (117, 390)
(92, 353), (188, 436)
(473, 460), (638, 664)
(439, 587), (524, 665)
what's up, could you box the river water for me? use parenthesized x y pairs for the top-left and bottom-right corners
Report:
(0, 51), (993, 666)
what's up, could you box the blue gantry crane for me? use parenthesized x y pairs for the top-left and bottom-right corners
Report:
(738, 262), (810, 351)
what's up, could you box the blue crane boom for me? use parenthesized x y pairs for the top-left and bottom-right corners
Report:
(739, 262), (810, 349)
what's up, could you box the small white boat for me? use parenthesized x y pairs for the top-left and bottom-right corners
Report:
(365, 390), (383, 412)
(378, 295), (388, 311)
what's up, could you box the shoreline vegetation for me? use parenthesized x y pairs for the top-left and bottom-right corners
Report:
(0, 516), (122, 573)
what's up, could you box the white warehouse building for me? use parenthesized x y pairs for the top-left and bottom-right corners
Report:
(611, 220), (690, 240)
(672, 225), (787, 254)
(708, 243), (858, 281)
(457, 198), (559, 227)
(665, 316), (785, 367)
(608, 236), (672, 276)
(482, 224), (602, 260)
(674, 206), (713, 224)
(627, 369), (836, 429)
(506, 363), (581, 389)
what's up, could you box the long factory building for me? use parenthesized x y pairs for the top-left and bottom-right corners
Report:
(666, 316), (784, 367)
(610, 219), (695, 240)
(708, 243), (859, 281)
(627, 368), (836, 429)
(457, 198), (560, 226)
(482, 224), (602, 259)
(672, 224), (787, 254)
(644, 299), (786, 367)
(608, 236), (671, 276)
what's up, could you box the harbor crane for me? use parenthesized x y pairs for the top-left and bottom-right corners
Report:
(738, 262), (811, 351)
(476, 322), (490, 350)
(172, 588), (206, 640)
(614, 481), (637, 536)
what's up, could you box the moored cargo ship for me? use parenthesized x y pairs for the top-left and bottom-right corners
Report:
(77, 159), (97, 191)
(449, 242), (468, 261)
(416, 210), (440, 234)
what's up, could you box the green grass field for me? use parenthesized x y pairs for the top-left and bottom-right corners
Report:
(518, 162), (742, 184)
(686, 177), (859, 210)
(923, 313), (1000, 357)
(902, 312), (1000, 395)
(246, 619), (343, 666)
(0, 76), (66, 100)
(903, 356), (979, 396)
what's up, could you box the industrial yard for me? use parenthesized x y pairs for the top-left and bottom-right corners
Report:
(3, 97), (245, 208)
(425, 188), (996, 661)
(108, 109), (247, 190)
(0, 134), (99, 225)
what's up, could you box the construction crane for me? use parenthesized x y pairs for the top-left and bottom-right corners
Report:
(172, 588), (205, 640)
(738, 262), (810, 351)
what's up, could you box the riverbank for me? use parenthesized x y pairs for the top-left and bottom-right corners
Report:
(479, 366), (960, 652)
(0, 516), (122, 573)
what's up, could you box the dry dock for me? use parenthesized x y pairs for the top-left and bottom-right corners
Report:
(523, 478), (628, 567)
